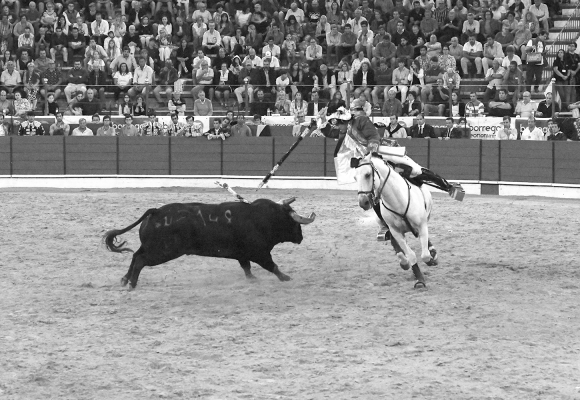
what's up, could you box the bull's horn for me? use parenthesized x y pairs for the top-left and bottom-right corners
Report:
(279, 197), (296, 206)
(290, 211), (316, 224)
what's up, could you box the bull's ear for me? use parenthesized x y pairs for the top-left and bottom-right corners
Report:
(279, 197), (296, 206)
(350, 158), (360, 168)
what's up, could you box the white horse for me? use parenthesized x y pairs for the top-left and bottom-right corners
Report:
(353, 152), (438, 288)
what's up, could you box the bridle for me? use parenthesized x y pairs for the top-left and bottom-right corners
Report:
(355, 158), (391, 207)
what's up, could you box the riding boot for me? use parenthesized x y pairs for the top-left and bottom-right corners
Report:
(416, 168), (453, 192)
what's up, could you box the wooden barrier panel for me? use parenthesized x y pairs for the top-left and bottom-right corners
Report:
(273, 137), (325, 176)
(501, 141), (552, 183)
(222, 137), (273, 176)
(170, 137), (222, 175)
(118, 137), (169, 175)
(481, 141), (500, 181)
(402, 139), (429, 168)
(554, 141), (580, 185)
(0, 137), (10, 174)
(65, 136), (117, 175)
(12, 136), (64, 175)
(325, 138), (338, 177)
(429, 140), (480, 180)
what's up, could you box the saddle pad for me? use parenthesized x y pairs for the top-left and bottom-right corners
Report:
(378, 145), (406, 157)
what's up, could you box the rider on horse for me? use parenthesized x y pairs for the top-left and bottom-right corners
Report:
(318, 105), (463, 240)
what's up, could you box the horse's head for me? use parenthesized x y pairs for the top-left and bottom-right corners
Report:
(352, 152), (379, 211)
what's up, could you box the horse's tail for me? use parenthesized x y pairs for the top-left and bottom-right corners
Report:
(103, 208), (158, 253)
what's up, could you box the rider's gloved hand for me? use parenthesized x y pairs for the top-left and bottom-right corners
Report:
(368, 142), (379, 153)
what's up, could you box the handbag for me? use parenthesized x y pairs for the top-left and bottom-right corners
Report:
(527, 51), (543, 63)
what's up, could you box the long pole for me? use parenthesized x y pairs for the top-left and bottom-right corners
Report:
(257, 125), (313, 189)
(215, 181), (250, 203)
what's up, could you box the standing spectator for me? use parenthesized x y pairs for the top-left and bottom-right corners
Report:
(0, 61), (21, 94)
(96, 115), (116, 136)
(193, 90), (213, 116)
(461, 34), (483, 77)
(64, 60), (88, 103)
(515, 91), (537, 118)
(496, 116), (517, 140)
(448, 36), (463, 68)
(565, 43), (580, 103)
(129, 57), (154, 99)
(465, 92), (485, 116)
(553, 49), (572, 109)
(525, 30), (547, 93)
(18, 111), (45, 135)
(521, 117), (544, 140)
(536, 91), (560, 118)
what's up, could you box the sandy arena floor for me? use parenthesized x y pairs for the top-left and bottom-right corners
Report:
(0, 187), (578, 400)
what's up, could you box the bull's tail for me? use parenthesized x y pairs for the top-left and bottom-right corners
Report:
(103, 208), (158, 253)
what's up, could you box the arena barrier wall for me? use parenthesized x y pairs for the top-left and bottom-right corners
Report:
(2, 136), (580, 198)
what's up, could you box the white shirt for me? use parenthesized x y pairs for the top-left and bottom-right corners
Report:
(285, 8), (305, 24)
(72, 127), (94, 136)
(262, 45), (281, 58)
(133, 65), (154, 84)
(521, 126), (544, 140)
(113, 71), (133, 86)
(91, 19), (109, 36)
(242, 55), (263, 68)
(463, 41), (483, 54)
(265, 56), (280, 69)
(501, 54), (522, 68)
(202, 29), (221, 46)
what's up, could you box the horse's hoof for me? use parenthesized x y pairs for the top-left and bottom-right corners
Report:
(414, 281), (427, 289)
(429, 247), (438, 260)
(397, 253), (410, 270)
(400, 262), (410, 270)
(426, 259), (438, 267)
(121, 277), (128, 287)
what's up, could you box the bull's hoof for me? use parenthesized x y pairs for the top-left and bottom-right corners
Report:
(245, 274), (257, 280)
(121, 277), (129, 287)
(277, 273), (292, 282)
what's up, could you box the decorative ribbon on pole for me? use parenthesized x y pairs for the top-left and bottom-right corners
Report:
(215, 181), (250, 203)
(257, 124), (314, 189)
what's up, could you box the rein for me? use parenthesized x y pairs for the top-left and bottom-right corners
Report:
(356, 158), (414, 232)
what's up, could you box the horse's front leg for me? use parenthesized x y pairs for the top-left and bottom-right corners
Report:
(418, 224), (433, 264)
(390, 228), (416, 270)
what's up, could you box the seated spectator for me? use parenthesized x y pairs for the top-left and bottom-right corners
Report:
(113, 63), (133, 102)
(402, 91), (421, 117)
(111, 46), (138, 73)
(382, 88), (402, 117)
(425, 34), (442, 60)
(351, 93), (372, 117)
(305, 37), (323, 70)
(520, 116), (544, 140)
(72, 118), (94, 136)
(18, 111), (45, 135)
(337, 24), (356, 64)
(461, 34), (483, 77)
(335, 61), (353, 103)
(0, 61), (20, 95)
(22, 62), (41, 110)
(193, 90), (213, 116)
(165, 112), (186, 136)
(441, 117), (465, 139)
(496, 116), (517, 140)
(307, 90), (324, 116)
(408, 59), (424, 100)
(230, 117), (252, 137)
(424, 78), (449, 117)
(141, 112), (164, 136)
(67, 91), (85, 115)
(410, 113), (437, 138)
(80, 88), (102, 116)
(483, 59), (505, 103)
(96, 115), (117, 136)
(394, 36), (414, 68)
(371, 60), (393, 110)
(0, 89), (13, 116)
(206, 118), (229, 140)
(202, 21), (221, 55)
(250, 89), (270, 116)
(482, 36), (504, 75)
(153, 60), (178, 106)
(442, 66), (461, 92)
(536, 92), (560, 118)
(465, 92), (485, 116)
(13, 90), (31, 117)
(316, 64), (336, 100)
(421, 59), (442, 106)
(87, 60), (107, 104)
(290, 91), (308, 136)
(353, 62), (374, 107)
(129, 57), (154, 100)
(384, 115), (407, 138)
(449, 92), (465, 118)
(133, 96), (147, 116)
(118, 94), (133, 115)
(49, 111), (70, 135)
(392, 57), (410, 104)
(488, 89), (515, 117)
(274, 90), (292, 115)
(326, 91), (346, 115)
(68, 27), (86, 60)
(214, 62), (235, 108)
(119, 114), (139, 136)
(515, 91), (537, 118)
(546, 120), (568, 141)
(355, 20), (373, 59)
(167, 92), (186, 117)
(495, 24), (514, 52)
(326, 24), (342, 65)
(64, 60), (88, 103)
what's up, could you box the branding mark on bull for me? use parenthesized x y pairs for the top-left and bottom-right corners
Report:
(209, 214), (219, 223)
(196, 209), (207, 226)
(164, 216), (172, 226)
(224, 210), (232, 224)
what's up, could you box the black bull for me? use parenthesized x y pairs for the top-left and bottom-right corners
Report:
(103, 198), (315, 288)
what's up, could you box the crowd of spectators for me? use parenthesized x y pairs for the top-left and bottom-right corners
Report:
(0, 0), (576, 130)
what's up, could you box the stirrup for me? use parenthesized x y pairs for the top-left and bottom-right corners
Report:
(377, 227), (391, 241)
(449, 183), (465, 202)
